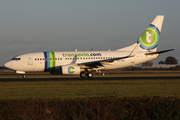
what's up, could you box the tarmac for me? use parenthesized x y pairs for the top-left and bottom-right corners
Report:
(0, 76), (180, 82)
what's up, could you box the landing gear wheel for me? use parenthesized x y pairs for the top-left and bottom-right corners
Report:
(87, 72), (93, 78)
(80, 72), (86, 78)
(22, 74), (27, 79)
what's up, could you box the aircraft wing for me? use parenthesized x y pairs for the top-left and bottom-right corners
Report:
(78, 56), (128, 69)
(78, 43), (140, 69)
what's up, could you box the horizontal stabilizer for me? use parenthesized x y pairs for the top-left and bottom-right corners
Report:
(145, 49), (175, 55)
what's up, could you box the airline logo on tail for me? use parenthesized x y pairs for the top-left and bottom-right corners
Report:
(137, 24), (160, 50)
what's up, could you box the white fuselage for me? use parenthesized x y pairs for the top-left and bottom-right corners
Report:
(3, 15), (167, 78)
(4, 50), (158, 72)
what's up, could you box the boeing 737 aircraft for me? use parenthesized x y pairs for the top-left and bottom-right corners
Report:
(4, 15), (174, 78)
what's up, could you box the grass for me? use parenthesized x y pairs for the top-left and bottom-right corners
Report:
(1, 72), (180, 119)
(0, 77), (180, 99)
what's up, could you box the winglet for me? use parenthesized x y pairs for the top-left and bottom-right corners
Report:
(129, 43), (140, 57)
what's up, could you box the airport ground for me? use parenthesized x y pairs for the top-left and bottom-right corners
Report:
(1, 70), (180, 119)
(1, 70), (180, 99)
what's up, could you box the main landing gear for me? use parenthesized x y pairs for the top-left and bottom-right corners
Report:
(80, 72), (93, 78)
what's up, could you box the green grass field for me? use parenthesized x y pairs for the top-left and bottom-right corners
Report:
(1, 73), (180, 99)
(1, 72), (180, 119)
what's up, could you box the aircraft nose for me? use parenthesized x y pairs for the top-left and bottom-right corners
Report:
(4, 61), (13, 69)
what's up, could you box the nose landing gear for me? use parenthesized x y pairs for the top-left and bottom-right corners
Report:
(22, 74), (27, 79)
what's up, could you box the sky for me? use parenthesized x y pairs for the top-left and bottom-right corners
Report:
(0, 0), (180, 66)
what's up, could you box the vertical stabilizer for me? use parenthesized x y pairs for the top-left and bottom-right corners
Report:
(137, 15), (164, 51)
(116, 15), (164, 51)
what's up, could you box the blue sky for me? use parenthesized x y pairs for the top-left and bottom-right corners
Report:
(0, 0), (180, 66)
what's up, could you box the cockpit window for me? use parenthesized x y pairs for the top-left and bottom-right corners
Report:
(11, 58), (21, 61)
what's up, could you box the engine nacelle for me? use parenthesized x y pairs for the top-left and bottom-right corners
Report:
(61, 65), (80, 75)
(50, 65), (81, 75)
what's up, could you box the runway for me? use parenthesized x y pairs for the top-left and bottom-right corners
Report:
(1, 76), (180, 82)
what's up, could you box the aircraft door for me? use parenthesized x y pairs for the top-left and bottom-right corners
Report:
(27, 55), (33, 65)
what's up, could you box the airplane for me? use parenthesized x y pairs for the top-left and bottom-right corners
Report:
(4, 15), (174, 78)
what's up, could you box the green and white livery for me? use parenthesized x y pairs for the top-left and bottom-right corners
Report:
(137, 15), (163, 51)
(4, 15), (174, 78)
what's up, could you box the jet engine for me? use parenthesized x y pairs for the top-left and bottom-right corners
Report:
(50, 65), (81, 75)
